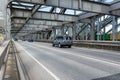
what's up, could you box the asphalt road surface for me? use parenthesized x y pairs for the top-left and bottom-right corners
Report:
(16, 41), (120, 80)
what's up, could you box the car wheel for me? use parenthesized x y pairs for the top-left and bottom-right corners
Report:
(58, 43), (62, 48)
(68, 45), (71, 48)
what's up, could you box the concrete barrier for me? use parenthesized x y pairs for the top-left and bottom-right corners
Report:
(0, 40), (10, 80)
(36, 40), (120, 51)
(0, 41), (10, 70)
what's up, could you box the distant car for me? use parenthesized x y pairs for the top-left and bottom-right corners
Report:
(28, 38), (33, 42)
(52, 36), (73, 48)
(14, 38), (18, 41)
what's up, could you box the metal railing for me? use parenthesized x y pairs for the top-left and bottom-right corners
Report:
(35, 39), (120, 51)
(0, 41), (10, 69)
(0, 40), (10, 80)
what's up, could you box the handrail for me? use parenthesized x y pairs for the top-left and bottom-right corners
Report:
(35, 39), (120, 51)
(0, 40), (10, 70)
(73, 40), (120, 45)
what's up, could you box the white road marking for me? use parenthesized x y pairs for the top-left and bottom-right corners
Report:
(16, 42), (60, 80)
(28, 42), (120, 67)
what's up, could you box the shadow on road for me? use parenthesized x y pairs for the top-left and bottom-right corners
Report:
(92, 73), (120, 80)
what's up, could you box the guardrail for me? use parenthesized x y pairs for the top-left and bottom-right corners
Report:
(0, 40), (10, 80)
(36, 40), (120, 51)
(0, 41), (10, 70)
(73, 40), (120, 51)
(12, 41), (28, 80)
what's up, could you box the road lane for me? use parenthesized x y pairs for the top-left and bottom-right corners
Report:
(17, 41), (120, 80)
(33, 42), (120, 64)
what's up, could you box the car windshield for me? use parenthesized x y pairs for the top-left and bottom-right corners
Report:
(56, 37), (64, 40)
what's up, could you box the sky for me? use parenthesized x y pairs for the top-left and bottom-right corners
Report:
(104, 0), (114, 3)
(95, 0), (114, 3)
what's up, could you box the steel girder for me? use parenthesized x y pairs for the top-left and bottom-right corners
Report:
(75, 23), (89, 39)
(106, 23), (120, 34)
(11, 0), (109, 13)
(12, 19), (64, 26)
(79, 13), (98, 20)
(10, 0), (120, 16)
(9, 0), (120, 37)
(42, 0), (120, 16)
(12, 9), (78, 22)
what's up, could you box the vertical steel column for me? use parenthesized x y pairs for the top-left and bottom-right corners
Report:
(56, 28), (61, 36)
(90, 18), (95, 40)
(97, 17), (100, 41)
(31, 33), (35, 40)
(40, 32), (43, 40)
(39, 33), (41, 39)
(68, 27), (72, 37)
(33, 33), (36, 41)
(53, 28), (56, 39)
(79, 0), (82, 9)
(61, 26), (64, 36)
(103, 15), (106, 40)
(85, 25), (88, 40)
(99, 17), (102, 40)
(112, 16), (117, 41)
(63, 26), (68, 36)
(35, 33), (38, 40)
(33, 33), (35, 41)
(116, 17), (119, 41)
(72, 24), (76, 40)
(32, 33), (35, 40)
(37, 33), (40, 40)
(45, 32), (47, 39)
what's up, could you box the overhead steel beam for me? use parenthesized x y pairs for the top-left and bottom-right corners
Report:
(13, 24), (23, 27)
(12, 9), (78, 22)
(79, 13), (98, 20)
(11, 4), (41, 35)
(11, 30), (36, 33)
(79, 19), (91, 23)
(12, 17), (65, 23)
(32, 5), (40, 16)
(109, 1), (120, 16)
(14, 0), (44, 4)
(28, 20), (63, 26)
(12, 18), (26, 24)
(13, 0), (110, 13)
(10, 0), (120, 16)
(24, 4), (41, 25)
(111, 10), (120, 17)
(12, 21), (63, 27)
(12, 24), (50, 29)
(10, 0), (110, 14)
(12, 19), (64, 26)
(23, 24), (50, 30)
(110, 1), (120, 11)
(11, 17), (66, 22)
(46, 0), (110, 14)
(11, 29), (52, 33)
